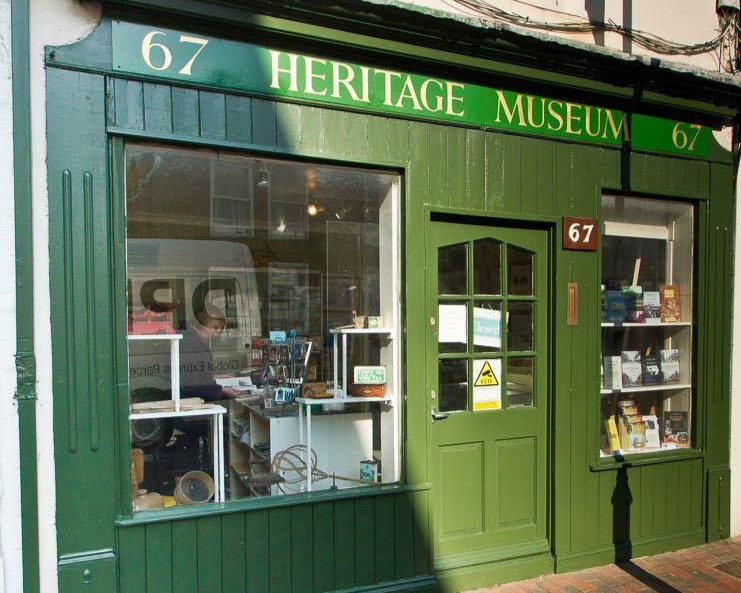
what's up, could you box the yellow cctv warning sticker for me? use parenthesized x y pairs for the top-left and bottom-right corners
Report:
(474, 360), (499, 387)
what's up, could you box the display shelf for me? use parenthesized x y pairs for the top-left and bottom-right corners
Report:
(130, 404), (226, 503)
(600, 383), (691, 395)
(329, 327), (395, 335)
(128, 333), (183, 410)
(601, 322), (691, 328)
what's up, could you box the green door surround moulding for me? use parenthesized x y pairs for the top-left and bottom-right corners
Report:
(112, 21), (715, 159)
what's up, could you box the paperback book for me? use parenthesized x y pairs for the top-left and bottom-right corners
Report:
(620, 351), (643, 387)
(603, 356), (622, 389)
(622, 285), (644, 323)
(660, 349), (680, 384)
(604, 290), (626, 324)
(660, 284), (681, 322)
(643, 291), (661, 324)
(641, 349), (663, 385)
(662, 411), (689, 448)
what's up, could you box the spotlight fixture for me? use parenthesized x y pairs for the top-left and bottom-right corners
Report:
(256, 160), (270, 188)
(307, 204), (325, 216)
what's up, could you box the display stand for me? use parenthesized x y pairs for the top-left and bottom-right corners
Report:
(330, 327), (393, 397)
(127, 333), (183, 410)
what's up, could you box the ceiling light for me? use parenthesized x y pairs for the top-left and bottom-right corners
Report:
(256, 160), (270, 188)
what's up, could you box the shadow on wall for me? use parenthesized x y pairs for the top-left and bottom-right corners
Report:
(585, 0), (633, 53)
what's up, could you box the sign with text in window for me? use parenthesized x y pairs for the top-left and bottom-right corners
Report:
(473, 359), (502, 411)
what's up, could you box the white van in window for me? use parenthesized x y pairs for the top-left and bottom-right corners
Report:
(127, 238), (262, 414)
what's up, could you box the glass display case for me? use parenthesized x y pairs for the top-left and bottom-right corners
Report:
(600, 195), (694, 457)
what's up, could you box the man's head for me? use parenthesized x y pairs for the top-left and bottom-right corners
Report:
(194, 306), (226, 338)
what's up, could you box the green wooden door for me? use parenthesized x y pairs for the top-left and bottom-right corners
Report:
(426, 219), (550, 572)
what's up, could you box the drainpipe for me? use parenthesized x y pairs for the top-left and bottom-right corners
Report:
(12, 0), (40, 591)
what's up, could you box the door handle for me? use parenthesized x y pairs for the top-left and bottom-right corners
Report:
(431, 406), (449, 423)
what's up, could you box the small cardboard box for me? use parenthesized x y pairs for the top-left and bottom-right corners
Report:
(350, 384), (385, 397)
(300, 382), (330, 399)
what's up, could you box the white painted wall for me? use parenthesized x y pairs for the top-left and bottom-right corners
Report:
(0, 1), (20, 591)
(386, 0), (729, 71)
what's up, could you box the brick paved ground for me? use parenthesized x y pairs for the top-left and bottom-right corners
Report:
(467, 537), (741, 592)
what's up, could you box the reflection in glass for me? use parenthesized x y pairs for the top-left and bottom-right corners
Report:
(438, 303), (468, 353)
(473, 239), (501, 295)
(473, 301), (502, 353)
(508, 246), (533, 296)
(439, 359), (468, 412)
(507, 358), (534, 408)
(438, 244), (467, 295)
(507, 303), (533, 351)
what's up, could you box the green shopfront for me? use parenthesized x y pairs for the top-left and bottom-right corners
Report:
(46, 2), (737, 592)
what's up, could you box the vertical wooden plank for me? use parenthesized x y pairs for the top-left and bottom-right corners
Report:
(665, 464), (680, 534)
(225, 94), (253, 144)
(465, 130), (485, 212)
(113, 78), (144, 131)
(245, 510), (270, 593)
(145, 523), (172, 593)
(172, 520), (198, 593)
(142, 83), (172, 134)
(599, 148), (620, 190)
(394, 494), (415, 579)
(118, 526), (146, 593)
(628, 466), (642, 542)
(536, 141), (556, 216)
(445, 127), (466, 208)
(198, 90), (226, 140)
(652, 464), (667, 534)
(269, 507), (292, 593)
(374, 496), (396, 583)
(691, 458), (703, 529)
(333, 500), (355, 589)
(386, 117), (409, 164)
(313, 502), (335, 592)
(485, 133), (504, 212)
(342, 111), (368, 159)
(197, 516), (223, 593)
(676, 461), (692, 532)
(520, 137), (539, 215)
(276, 102), (301, 149)
(354, 498), (376, 586)
(640, 465), (655, 537)
(299, 105), (325, 154)
(427, 125), (447, 207)
(171, 87), (200, 137)
(222, 514), (246, 593)
(252, 99), (277, 147)
(290, 506), (313, 593)
(502, 135), (522, 213)
(366, 117), (389, 163)
(596, 472), (614, 546)
(412, 490), (431, 576)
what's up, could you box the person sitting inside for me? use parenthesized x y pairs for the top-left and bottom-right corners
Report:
(180, 306), (241, 400)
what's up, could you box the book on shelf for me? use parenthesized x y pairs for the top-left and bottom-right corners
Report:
(622, 285), (644, 323)
(642, 414), (661, 449)
(660, 349), (680, 384)
(643, 291), (661, 324)
(628, 420), (646, 450)
(605, 415), (621, 452)
(620, 351), (643, 387)
(660, 284), (681, 322)
(662, 411), (689, 448)
(641, 348), (663, 385)
(603, 290), (626, 323)
(603, 356), (622, 389)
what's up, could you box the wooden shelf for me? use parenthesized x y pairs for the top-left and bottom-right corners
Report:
(601, 322), (691, 328)
(600, 383), (691, 395)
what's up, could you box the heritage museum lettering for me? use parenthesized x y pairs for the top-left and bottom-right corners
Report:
(113, 21), (711, 158)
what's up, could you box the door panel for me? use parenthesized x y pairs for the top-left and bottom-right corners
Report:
(426, 220), (550, 566)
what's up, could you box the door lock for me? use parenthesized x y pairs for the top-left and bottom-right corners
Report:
(431, 406), (449, 423)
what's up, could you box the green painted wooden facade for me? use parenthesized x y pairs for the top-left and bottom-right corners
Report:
(45, 7), (735, 593)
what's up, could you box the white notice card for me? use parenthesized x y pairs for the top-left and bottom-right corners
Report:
(438, 304), (467, 344)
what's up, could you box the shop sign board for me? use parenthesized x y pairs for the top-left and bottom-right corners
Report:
(472, 359), (501, 411)
(112, 21), (712, 159)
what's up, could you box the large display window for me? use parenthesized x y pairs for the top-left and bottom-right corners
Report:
(600, 195), (694, 457)
(125, 144), (400, 510)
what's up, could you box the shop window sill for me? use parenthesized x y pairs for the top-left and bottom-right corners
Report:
(115, 482), (431, 526)
(589, 449), (704, 472)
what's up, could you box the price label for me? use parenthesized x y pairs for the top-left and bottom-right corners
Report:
(563, 217), (598, 251)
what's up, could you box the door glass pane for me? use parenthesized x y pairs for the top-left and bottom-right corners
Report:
(473, 301), (502, 353)
(508, 246), (533, 296)
(438, 302), (468, 353)
(507, 302), (534, 351)
(507, 357), (534, 408)
(439, 358), (468, 412)
(438, 243), (467, 295)
(473, 239), (501, 295)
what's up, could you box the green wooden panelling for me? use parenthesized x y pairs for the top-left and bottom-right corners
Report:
(45, 61), (733, 593)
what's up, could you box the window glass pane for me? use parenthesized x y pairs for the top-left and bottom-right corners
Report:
(126, 144), (399, 507)
(438, 302), (468, 354)
(507, 246), (533, 296)
(473, 238), (501, 295)
(438, 243), (467, 295)
(507, 358), (534, 408)
(600, 195), (693, 457)
(507, 302), (534, 352)
(473, 301), (502, 353)
(439, 359), (468, 412)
